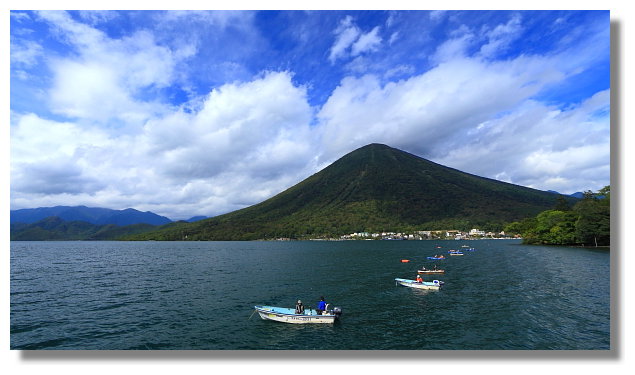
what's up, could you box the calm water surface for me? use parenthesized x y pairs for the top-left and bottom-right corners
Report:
(10, 240), (610, 350)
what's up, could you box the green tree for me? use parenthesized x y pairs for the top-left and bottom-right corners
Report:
(504, 217), (537, 236)
(573, 185), (610, 246)
(598, 185), (611, 200)
(526, 210), (578, 245)
(553, 195), (572, 211)
(511, 185), (610, 247)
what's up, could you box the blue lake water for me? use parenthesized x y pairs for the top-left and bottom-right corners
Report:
(10, 240), (610, 350)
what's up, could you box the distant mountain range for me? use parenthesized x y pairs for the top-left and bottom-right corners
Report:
(10, 216), (157, 241)
(125, 143), (579, 241)
(9, 206), (215, 240)
(186, 216), (208, 222)
(547, 190), (585, 199)
(11, 205), (172, 226)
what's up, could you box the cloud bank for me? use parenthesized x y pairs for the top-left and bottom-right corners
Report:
(10, 10), (610, 220)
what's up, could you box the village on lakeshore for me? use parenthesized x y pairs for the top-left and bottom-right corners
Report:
(271, 229), (521, 241)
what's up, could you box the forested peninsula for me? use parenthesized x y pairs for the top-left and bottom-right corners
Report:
(504, 186), (610, 247)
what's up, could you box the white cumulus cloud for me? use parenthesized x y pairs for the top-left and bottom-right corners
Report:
(329, 16), (382, 64)
(351, 26), (382, 56)
(38, 11), (190, 127)
(315, 48), (609, 195)
(11, 71), (318, 219)
(479, 14), (524, 58)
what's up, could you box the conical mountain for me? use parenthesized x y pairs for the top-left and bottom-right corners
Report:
(130, 143), (573, 240)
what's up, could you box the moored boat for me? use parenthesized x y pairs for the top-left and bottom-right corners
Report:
(395, 278), (443, 290)
(417, 269), (445, 274)
(427, 256), (445, 260)
(449, 252), (464, 256)
(254, 305), (342, 324)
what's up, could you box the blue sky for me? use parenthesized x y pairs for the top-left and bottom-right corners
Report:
(9, 10), (610, 220)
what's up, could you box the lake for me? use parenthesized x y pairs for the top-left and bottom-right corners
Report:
(10, 239), (610, 350)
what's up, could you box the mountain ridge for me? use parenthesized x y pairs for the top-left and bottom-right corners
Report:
(125, 143), (577, 240)
(10, 216), (157, 241)
(10, 205), (173, 226)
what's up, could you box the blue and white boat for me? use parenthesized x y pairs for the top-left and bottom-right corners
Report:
(395, 278), (443, 290)
(254, 305), (342, 324)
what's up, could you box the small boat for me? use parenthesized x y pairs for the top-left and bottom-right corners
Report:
(449, 252), (464, 256)
(395, 278), (443, 290)
(401, 259), (410, 263)
(417, 269), (445, 274)
(427, 256), (445, 260)
(253, 305), (342, 324)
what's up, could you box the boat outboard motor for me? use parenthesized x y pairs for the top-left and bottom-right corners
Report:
(332, 307), (343, 317)
(324, 303), (343, 317)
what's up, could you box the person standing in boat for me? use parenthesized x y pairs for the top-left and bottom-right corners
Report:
(295, 300), (305, 314)
(316, 296), (326, 315)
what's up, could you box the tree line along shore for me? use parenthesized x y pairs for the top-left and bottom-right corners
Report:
(503, 186), (610, 247)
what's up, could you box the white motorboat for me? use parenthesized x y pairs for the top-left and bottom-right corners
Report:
(253, 305), (342, 324)
(395, 278), (443, 290)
